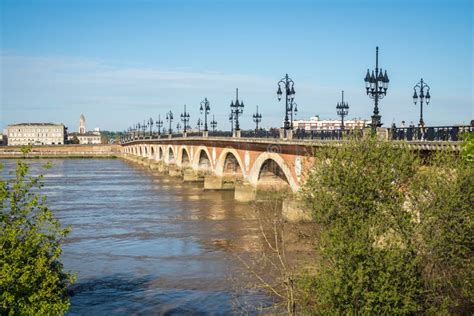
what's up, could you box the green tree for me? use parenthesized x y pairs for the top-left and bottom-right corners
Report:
(0, 153), (74, 315)
(300, 137), (424, 314)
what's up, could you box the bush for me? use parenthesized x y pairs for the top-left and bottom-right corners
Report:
(300, 136), (473, 314)
(0, 157), (74, 314)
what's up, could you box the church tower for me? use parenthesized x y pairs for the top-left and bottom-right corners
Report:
(79, 114), (86, 134)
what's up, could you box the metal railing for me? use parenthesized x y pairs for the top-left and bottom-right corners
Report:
(390, 126), (472, 141)
(240, 129), (280, 138)
(293, 129), (362, 140)
(208, 131), (233, 137)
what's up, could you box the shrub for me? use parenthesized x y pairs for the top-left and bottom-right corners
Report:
(0, 157), (74, 315)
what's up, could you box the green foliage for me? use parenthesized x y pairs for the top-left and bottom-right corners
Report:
(70, 135), (80, 144)
(300, 137), (424, 314)
(300, 136), (473, 314)
(0, 159), (74, 315)
(460, 132), (474, 164)
(411, 151), (473, 313)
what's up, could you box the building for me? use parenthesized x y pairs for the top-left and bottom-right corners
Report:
(292, 115), (369, 131)
(0, 134), (5, 146)
(5, 123), (66, 146)
(67, 114), (101, 144)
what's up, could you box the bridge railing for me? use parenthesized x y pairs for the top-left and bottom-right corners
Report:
(208, 131), (233, 137)
(240, 129), (280, 138)
(293, 128), (363, 140)
(389, 126), (472, 141)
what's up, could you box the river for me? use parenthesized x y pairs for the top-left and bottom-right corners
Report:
(1, 158), (276, 315)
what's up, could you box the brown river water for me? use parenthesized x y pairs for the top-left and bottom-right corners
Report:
(1, 158), (285, 315)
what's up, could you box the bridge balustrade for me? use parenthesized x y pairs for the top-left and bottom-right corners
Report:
(390, 126), (472, 141)
(294, 129), (361, 140)
(240, 130), (280, 138)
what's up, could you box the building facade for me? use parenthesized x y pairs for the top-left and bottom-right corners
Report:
(67, 114), (101, 144)
(293, 115), (369, 131)
(6, 123), (66, 146)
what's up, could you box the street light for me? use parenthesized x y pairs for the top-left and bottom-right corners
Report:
(197, 118), (203, 132)
(229, 112), (234, 133)
(364, 46), (389, 131)
(166, 111), (173, 134)
(180, 104), (190, 133)
(200, 98), (211, 132)
(176, 122), (182, 133)
(253, 105), (262, 131)
(230, 88), (244, 131)
(277, 74), (296, 134)
(336, 90), (349, 130)
(148, 117), (154, 138)
(210, 115), (217, 132)
(156, 115), (163, 136)
(412, 78), (431, 127)
(142, 120), (146, 138)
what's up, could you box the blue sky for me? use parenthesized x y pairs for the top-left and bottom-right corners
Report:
(1, 0), (472, 131)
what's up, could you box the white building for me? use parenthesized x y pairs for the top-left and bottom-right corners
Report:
(6, 123), (66, 146)
(67, 114), (101, 144)
(293, 115), (369, 131)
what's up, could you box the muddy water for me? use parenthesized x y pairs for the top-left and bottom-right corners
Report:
(1, 159), (275, 315)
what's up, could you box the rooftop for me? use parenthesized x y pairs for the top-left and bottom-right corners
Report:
(8, 123), (65, 127)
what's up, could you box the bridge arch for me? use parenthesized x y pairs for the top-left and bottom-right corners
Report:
(144, 146), (148, 157)
(158, 146), (164, 160)
(167, 145), (176, 164)
(215, 148), (245, 177)
(178, 146), (191, 167)
(139, 146), (143, 156)
(151, 146), (155, 159)
(248, 152), (298, 192)
(192, 146), (213, 171)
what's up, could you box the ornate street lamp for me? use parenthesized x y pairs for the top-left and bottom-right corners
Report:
(176, 122), (182, 133)
(364, 46), (389, 131)
(180, 104), (190, 133)
(156, 115), (163, 136)
(200, 98), (211, 132)
(253, 105), (262, 131)
(210, 115), (217, 132)
(336, 90), (349, 130)
(230, 88), (244, 131)
(229, 112), (234, 133)
(197, 118), (203, 132)
(166, 111), (173, 134)
(277, 73), (296, 132)
(142, 120), (146, 138)
(412, 78), (431, 127)
(148, 117), (154, 138)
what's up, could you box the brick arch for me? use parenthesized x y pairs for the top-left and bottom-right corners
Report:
(167, 145), (176, 164)
(215, 148), (246, 177)
(247, 152), (298, 192)
(158, 145), (164, 160)
(192, 146), (213, 171)
(177, 146), (191, 167)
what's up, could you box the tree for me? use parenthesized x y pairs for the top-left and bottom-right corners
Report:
(70, 135), (80, 144)
(0, 148), (74, 314)
(300, 137), (424, 314)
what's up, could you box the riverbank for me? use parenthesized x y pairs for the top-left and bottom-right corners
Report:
(0, 144), (121, 158)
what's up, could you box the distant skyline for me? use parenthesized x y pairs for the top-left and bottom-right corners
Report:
(1, 0), (472, 131)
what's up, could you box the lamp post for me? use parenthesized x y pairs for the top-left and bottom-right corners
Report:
(336, 90), (349, 130)
(230, 88), (244, 133)
(210, 115), (217, 132)
(142, 120), (146, 138)
(166, 111), (173, 135)
(253, 105), (262, 132)
(181, 104), (190, 133)
(412, 78), (431, 127)
(200, 98), (210, 132)
(197, 118), (203, 132)
(176, 122), (182, 133)
(156, 115), (163, 136)
(364, 46), (389, 132)
(276, 74), (296, 135)
(229, 112), (234, 133)
(148, 117), (154, 138)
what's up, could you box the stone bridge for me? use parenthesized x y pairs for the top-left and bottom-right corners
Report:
(120, 136), (461, 204)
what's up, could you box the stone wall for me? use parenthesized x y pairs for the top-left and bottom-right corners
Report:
(0, 144), (121, 158)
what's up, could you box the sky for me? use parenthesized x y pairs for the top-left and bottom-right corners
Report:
(1, 0), (472, 132)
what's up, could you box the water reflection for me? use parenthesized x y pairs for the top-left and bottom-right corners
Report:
(0, 159), (272, 314)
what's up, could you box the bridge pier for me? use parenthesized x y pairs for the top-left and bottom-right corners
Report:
(204, 175), (224, 190)
(168, 165), (182, 177)
(234, 181), (256, 202)
(183, 169), (204, 182)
